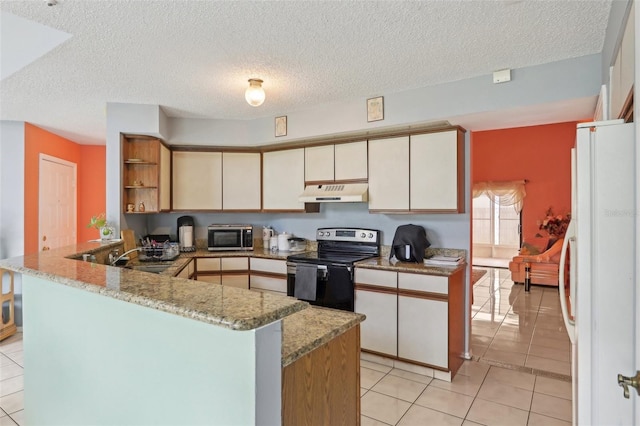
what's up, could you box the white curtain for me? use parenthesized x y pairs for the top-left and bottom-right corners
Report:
(472, 180), (527, 213)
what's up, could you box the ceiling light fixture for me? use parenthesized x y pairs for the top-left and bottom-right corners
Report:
(245, 79), (265, 107)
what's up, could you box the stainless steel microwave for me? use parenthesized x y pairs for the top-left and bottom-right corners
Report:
(207, 225), (253, 251)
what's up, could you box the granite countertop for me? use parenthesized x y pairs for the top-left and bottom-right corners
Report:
(281, 306), (364, 367)
(0, 241), (307, 331)
(0, 241), (463, 363)
(355, 257), (466, 276)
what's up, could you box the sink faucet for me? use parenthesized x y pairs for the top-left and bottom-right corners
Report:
(110, 247), (142, 266)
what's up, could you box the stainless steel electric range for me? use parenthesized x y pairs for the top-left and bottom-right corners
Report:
(286, 227), (380, 311)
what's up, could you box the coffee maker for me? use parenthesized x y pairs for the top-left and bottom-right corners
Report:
(177, 215), (196, 252)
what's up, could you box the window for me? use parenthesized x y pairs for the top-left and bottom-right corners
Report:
(473, 194), (520, 248)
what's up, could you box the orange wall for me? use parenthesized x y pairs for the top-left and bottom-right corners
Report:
(24, 124), (106, 254)
(472, 122), (577, 242)
(78, 145), (106, 243)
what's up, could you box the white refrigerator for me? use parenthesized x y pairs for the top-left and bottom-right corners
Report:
(559, 120), (636, 425)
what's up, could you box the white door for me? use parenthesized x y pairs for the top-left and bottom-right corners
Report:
(39, 155), (76, 251)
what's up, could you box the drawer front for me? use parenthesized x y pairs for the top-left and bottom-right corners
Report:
(221, 257), (248, 271)
(355, 268), (397, 289)
(250, 275), (287, 292)
(250, 258), (286, 275)
(197, 258), (221, 272)
(398, 272), (448, 294)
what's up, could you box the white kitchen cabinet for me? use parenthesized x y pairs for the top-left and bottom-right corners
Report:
(305, 141), (368, 183)
(355, 289), (397, 356)
(197, 274), (221, 284)
(398, 295), (448, 368)
(197, 258), (221, 272)
(367, 136), (409, 211)
(611, 1), (634, 120)
(220, 257), (249, 289)
(175, 259), (193, 279)
(262, 148), (305, 211)
(305, 145), (334, 182)
(221, 257), (248, 271)
(196, 257), (249, 288)
(354, 268), (398, 356)
(221, 275), (249, 289)
(196, 257), (221, 283)
(410, 131), (463, 212)
(159, 143), (171, 211)
(172, 151), (222, 210)
(249, 257), (287, 294)
(222, 152), (261, 210)
(356, 267), (465, 377)
(335, 141), (367, 181)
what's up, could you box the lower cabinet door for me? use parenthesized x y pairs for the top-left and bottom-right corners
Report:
(355, 289), (397, 356)
(398, 295), (448, 368)
(221, 274), (249, 290)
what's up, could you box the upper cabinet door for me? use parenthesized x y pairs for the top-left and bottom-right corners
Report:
(410, 130), (464, 212)
(172, 151), (222, 210)
(335, 141), (367, 181)
(305, 145), (334, 182)
(222, 152), (261, 210)
(368, 136), (409, 211)
(159, 143), (171, 211)
(263, 148), (305, 211)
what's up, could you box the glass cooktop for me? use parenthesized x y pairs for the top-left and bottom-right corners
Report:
(286, 251), (375, 265)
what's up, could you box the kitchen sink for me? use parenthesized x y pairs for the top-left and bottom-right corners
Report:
(125, 264), (171, 274)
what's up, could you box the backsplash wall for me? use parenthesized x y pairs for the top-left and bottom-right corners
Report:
(142, 202), (470, 249)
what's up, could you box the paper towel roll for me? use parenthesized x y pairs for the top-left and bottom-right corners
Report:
(180, 226), (193, 248)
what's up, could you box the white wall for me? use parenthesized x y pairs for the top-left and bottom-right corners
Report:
(24, 275), (282, 425)
(167, 55), (602, 147)
(0, 120), (25, 326)
(0, 121), (25, 260)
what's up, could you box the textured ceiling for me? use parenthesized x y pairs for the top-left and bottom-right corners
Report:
(0, 0), (612, 145)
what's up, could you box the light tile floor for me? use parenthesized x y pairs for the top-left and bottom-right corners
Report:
(1, 268), (572, 425)
(471, 267), (572, 378)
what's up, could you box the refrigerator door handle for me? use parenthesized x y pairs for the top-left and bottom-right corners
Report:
(559, 220), (576, 343)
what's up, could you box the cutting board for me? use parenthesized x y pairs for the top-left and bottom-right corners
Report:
(121, 229), (138, 259)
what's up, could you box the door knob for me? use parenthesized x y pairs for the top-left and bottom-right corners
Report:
(617, 371), (640, 398)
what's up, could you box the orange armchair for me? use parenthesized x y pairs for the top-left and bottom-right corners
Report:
(509, 237), (564, 287)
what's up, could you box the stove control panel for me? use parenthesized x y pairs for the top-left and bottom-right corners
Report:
(316, 228), (380, 243)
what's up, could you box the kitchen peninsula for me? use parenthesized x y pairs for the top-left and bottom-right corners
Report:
(0, 241), (364, 425)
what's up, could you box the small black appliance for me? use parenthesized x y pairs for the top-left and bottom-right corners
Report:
(389, 224), (430, 263)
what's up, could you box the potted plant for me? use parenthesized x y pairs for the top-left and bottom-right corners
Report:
(87, 213), (115, 240)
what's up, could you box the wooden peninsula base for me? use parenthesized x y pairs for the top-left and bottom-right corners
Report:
(282, 325), (360, 426)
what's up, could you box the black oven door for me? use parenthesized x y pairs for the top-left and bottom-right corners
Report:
(287, 263), (354, 311)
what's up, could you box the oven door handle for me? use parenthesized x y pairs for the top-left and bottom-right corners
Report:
(317, 264), (328, 279)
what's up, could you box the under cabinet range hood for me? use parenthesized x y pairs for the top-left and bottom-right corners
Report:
(299, 183), (368, 203)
